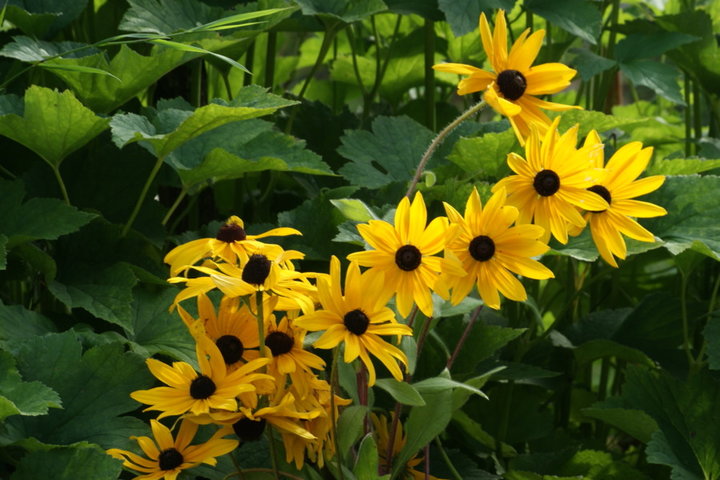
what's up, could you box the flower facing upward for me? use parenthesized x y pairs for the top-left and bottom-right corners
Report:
(107, 419), (238, 480)
(164, 215), (300, 275)
(493, 117), (609, 244)
(580, 132), (667, 267)
(433, 10), (579, 143)
(347, 192), (464, 318)
(294, 257), (413, 386)
(442, 187), (554, 309)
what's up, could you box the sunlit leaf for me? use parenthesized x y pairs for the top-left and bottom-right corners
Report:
(620, 60), (684, 105)
(525, 0), (601, 44)
(375, 378), (425, 406)
(0, 350), (61, 421)
(337, 405), (368, 458)
(614, 31), (699, 63)
(438, 0), (515, 37)
(648, 158), (720, 176)
(570, 47), (616, 81)
(295, 0), (387, 23)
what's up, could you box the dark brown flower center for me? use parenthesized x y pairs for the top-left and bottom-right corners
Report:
(587, 185), (611, 212)
(497, 69), (527, 101)
(216, 223), (246, 243)
(233, 417), (267, 442)
(344, 309), (370, 335)
(533, 169), (561, 196)
(189, 374), (216, 399)
(216, 335), (244, 365)
(242, 254), (271, 285)
(395, 245), (421, 271)
(265, 331), (294, 356)
(158, 448), (184, 471)
(469, 235), (495, 261)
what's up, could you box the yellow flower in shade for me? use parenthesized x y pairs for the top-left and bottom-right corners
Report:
(177, 294), (260, 370)
(107, 419), (238, 480)
(164, 215), (300, 275)
(294, 257), (413, 386)
(371, 413), (445, 480)
(433, 10), (579, 143)
(442, 187), (554, 309)
(493, 117), (609, 244)
(579, 132), (667, 267)
(347, 192), (464, 318)
(131, 336), (272, 419)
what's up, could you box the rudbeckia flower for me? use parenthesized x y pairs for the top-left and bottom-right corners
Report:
(580, 132), (667, 267)
(347, 192), (464, 318)
(433, 10), (579, 143)
(107, 419), (238, 480)
(442, 187), (554, 309)
(294, 256), (413, 386)
(493, 117), (608, 244)
(131, 336), (272, 418)
(164, 215), (300, 275)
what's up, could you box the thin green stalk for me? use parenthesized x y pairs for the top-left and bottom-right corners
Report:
(222, 71), (233, 99)
(680, 275), (694, 367)
(244, 41), (255, 86)
(266, 430), (281, 480)
(446, 306), (483, 370)
(230, 451), (246, 480)
(256, 290), (266, 357)
(496, 380), (514, 467)
(368, 15), (402, 102)
(346, 26), (369, 97)
(525, 9), (533, 30)
(329, 347), (345, 480)
(434, 437), (463, 480)
(424, 18), (436, 131)
(694, 271), (720, 368)
(51, 165), (71, 205)
(0, 162), (16, 179)
(693, 81), (702, 146)
(265, 31), (277, 89)
(684, 73), (692, 156)
(161, 188), (187, 227)
(190, 59), (203, 107)
(406, 100), (487, 198)
(122, 155), (164, 237)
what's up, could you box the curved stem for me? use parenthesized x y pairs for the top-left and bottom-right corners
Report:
(405, 100), (486, 198)
(435, 437), (462, 480)
(51, 165), (71, 205)
(122, 155), (164, 237)
(446, 306), (483, 370)
(161, 188), (187, 227)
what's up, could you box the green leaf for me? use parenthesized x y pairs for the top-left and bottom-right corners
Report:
(124, 288), (196, 364)
(10, 444), (122, 480)
(2, 5), (57, 37)
(614, 31), (699, 63)
(6, 331), (153, 449)
(338, 115), (434, 189)
(414, 373), (488, 400)
(525, 0), (602, 44)
(448, 129), (516, 180)
(573, 339), (655, 367)
(452, 409), (517, 457)
(438, 0), (515, 37)
(374, 378), (425, 406)
(3, 1), (88, 37)
(394, 371), (453, 478)
(0, 86), (110, 168)
(620, 59), (684, 105)
(643, 175), (720, 260)
(110, 86), (297, 158)
(703, 312), (720, 370)
(331, 199), (378, 222)
(295, 0), (387, 23)
(0, 300), (57, 348)
(354, 434), (385, 480)
(570, 48), (616, 81)
(0, 234), (6, 270)
(119, 0), (225, 34)
(554, 109), (647, 138)
(0, 180), (96, 248)
(646, 430), (702, 480)
(0, 350), (61, 421)
(337, 405), (368, 459)
(648, 158), (720, 176)
(581, 406), (658, 444)
(0, 36), (98, 62)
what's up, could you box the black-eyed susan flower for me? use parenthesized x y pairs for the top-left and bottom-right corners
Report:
(131, 336), (272, 418)
(347, 192), (464, 318)
(294, 257), (413, 386)
(107, 419), (238, 480)
(433, 10), (579, 143)
(164, 215), (300, 275)
(442, 187), (554, 309)
(580, 132), (667, 267)
(493, 117), (608, 244)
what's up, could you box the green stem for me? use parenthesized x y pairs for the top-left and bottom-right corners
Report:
(244, 41), (255, 86)
(256, 290), (266, 358)
(368, 15), (402, 102)
(346, 26), (368, 97)
(161, 188), (187, 227)
(434, 437), (463, 480)
(329, 347), (345, 480)
(406, 100), (487, 198)
(680, 275), (694, 368)
(496, 380), (514, 467)
(190, 58), (203, 107)
(266, 429), (281, 480)
(684, 72), (692, 156)
(265, 31), (277, 89)
(122, 155), (164, 237)
(51, 165), (71, 205)
(446, 306), (483, 370)
(695, 271), (720, 367)
(424, 18), (436, 131)
(693, 80), (702, 147)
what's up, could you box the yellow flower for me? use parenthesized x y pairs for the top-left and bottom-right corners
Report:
(164, 215), (300, 275)
(442, 187), (554, 309)
(433, 10), (579, 143)
(347, 192), (464, 318)
(107, 419), (237, 480)
(581, 132), (667, 267)
(294, 256), (412, 386)
(131, 336), (272, 418)
(493, 117), (608, 244)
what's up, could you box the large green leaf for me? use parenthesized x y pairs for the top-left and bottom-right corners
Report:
(5, 331), (153, 450)
(525, 0), (601, 44)
(447, 129), (515, 180)
(554, 109), (647, 138)
(110, 87), (297, 158)
(0, 180), (96, 249)
(620, 60), (684, 105)
(582, 404), (658, 444)
(10, 444), (122, 480)
(648, 158), (720, 176)
(570, 48), (616, 81)
(3, 0), (89, 37)
(703, 312), (720, 371)
(0, 300), (57, 348)
(119, 0), (225, 34)
(295, 0), (387, 23)
(0, 86), (110, 168)
(338, 115), (434, 189)
(614, 32), (699, 63)
(0, 36), (98, 62)
(0, 350), (61, 421)
(337, 405), (369, 459)
(438, 0), (515, 37)
(374, 378), (425, 406)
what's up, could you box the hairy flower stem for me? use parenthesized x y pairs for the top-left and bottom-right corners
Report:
(446, 306), (484, 370)
(122, 155), (164, 237)
(406, 100), (486, 198)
